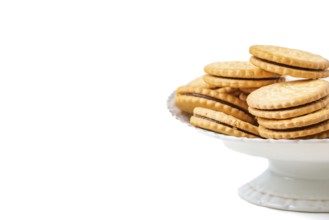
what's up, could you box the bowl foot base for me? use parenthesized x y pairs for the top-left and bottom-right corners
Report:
(239, 160), (329, 212)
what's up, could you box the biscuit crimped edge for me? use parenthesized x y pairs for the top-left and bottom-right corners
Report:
(203, 75), (284, 88)
(302, 130), (329, 139)
(193, 107), (259, 136)
(190, 107), (259, 138)
(190, 116), (258, 138)
(215, 87), (238, 93)
(204, 61), (279, 78)
(187, 76), (239, 93)
(258, 120), (329, 139)
(250, 45), (329, 70)
(187, 76), (218, 89)
(257, 107), (329, 129)
(174, 96), (255, 124)
(174, 88), (255, 124)
(248, 95), (329, 119)
(176, 86), (248, 111)
(250, 56), (329, 79)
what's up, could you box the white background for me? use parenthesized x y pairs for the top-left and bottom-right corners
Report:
(1, 0), (329, 219)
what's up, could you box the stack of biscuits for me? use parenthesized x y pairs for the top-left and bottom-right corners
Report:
(247, 80), (329, 139)
(174, 45), (329, 139)
(203, 61), (284, 90)
(175, 76), (255, 125)
(249, 45), (329, 79)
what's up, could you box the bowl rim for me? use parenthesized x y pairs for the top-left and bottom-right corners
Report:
(168, 91), (329, 144)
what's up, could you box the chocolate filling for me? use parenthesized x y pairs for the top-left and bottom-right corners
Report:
(212, 75), (281, 80)
(268, 119), (329, 132)
(182, 93), (251, 116)
(255, 57), (325, 71)
(194, 114), (259, 137)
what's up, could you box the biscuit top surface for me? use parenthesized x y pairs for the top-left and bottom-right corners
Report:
(187, 76), (217, 88)
(249, 45), (329, 70)
(247, 80), (329, 110)
(204, 61), (279, 78)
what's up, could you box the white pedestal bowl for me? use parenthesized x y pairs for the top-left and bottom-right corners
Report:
(168, 92), (329, 212)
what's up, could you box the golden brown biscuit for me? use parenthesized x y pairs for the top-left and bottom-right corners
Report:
(204, 61), (279, 78)
(175, 86), (255, 124)
(250, 56), (329, 79)
(187, 76), (238, 94)
(214, 87), (239, 93)
(248, 95), (329, 119)
(187, 76), (218, 89)
(257, 107), (329, 129)
(302, 130), (329, 139)
(250, 45), (329, 70)
(190, 107), (260, 138)
(247, 80), (329, 110)
(258, 120), (329, 139)
(203, 75), (284, 88)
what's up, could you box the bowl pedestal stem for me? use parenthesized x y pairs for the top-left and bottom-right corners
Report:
(239, 160), (329, 212)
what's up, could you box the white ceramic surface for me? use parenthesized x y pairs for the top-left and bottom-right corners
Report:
(168, 91), (329, 212)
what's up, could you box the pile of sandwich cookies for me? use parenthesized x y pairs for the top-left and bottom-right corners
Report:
(175, 45), (329, 139)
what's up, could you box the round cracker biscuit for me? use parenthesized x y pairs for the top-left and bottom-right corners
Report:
(176, 86), (248, 111)
(187, 76), (218, 89)
(190, 107), (259, 138)
(203, 75), (284, 88)
(204, 61), (279, 78)
(248, 95), (329, 119)
(247, 80), (329, 110)
(258, 120), (329, 139)
(250, 45), (329, 70)
(257, 107), (329, 129)
(187, 76), (238, 93)
(174, 86), (255, 124)
(250, 56), (329, 79)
